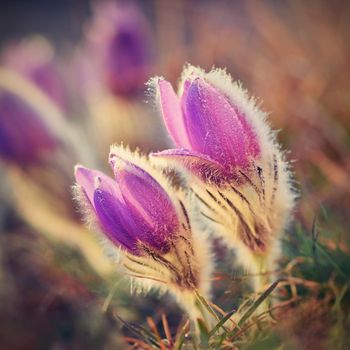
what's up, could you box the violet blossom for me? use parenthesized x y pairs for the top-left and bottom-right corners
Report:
(1, 36), (69, 112)
(0, 67), (112, 276)
(0, 72), (59, 166)
(85, 1), (154, 98)
(74, 145), (214, 326)
(150, 65), (296, 291)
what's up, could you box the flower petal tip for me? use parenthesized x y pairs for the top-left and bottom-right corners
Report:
(74, 165), (93, 185)
(74, 164), (86, 177)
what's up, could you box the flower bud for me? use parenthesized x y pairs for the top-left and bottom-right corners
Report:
(75, 156), (179, 256)
(151, 65), (296, 292)
(86, 1), (154, 97)
(1, 36), (68, 111)
(0, 86), (58, 165)
(74, 146), (214, 326)
(162, 77), (260, 168)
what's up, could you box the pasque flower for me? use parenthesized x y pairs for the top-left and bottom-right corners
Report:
(1, 36), (68, 111)
(85, 1), (154, 97)
(74, 146), (214, 325)
(0, 70), (59, 165)
(150, 65), (296, 291)
(0, 67), (111, 276)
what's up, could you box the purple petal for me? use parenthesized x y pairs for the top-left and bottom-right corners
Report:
(151, 148), (230, 185)
(110, 153), (179, 253)
(158, 79), (191, 148)
(181, 77), (260, 170)
(75, 164), (141, 254)
(74, 165), (115, 206)
(93, 177), (141, 255)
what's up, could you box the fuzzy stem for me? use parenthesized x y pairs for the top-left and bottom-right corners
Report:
(250, 256), (271, 313)
(173, 289), (218, 333)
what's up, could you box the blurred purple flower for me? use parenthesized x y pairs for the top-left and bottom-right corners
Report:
(0, 90), (58, 165)
(1, 37), (69, 111)
(86, 1), (154, 97)
(153, 75), (261, 184)
(75, 154), (179, 256)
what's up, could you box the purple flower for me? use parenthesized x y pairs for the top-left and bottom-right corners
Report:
(1, 37), (69, 111)
(86, 1), (154, 97)
(74, 146), (215, 325)
(75, 154), (179, 256)
(0, 89), (58, 165)
(152, 73), (260, 184)
(150, 65), (296, 292)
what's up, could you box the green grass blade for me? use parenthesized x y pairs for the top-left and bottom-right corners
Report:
(227, 279), (281, 338)
(174, 322), (189, 350)
(208, 308), (236, 337)
(114, 313), (160, 348)
(197, 318), (210, 349)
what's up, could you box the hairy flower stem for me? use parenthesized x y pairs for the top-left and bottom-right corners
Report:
(177, 291), (218, 333)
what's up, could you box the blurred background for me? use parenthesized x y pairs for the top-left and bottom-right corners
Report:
(0, 0), (349, 349)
